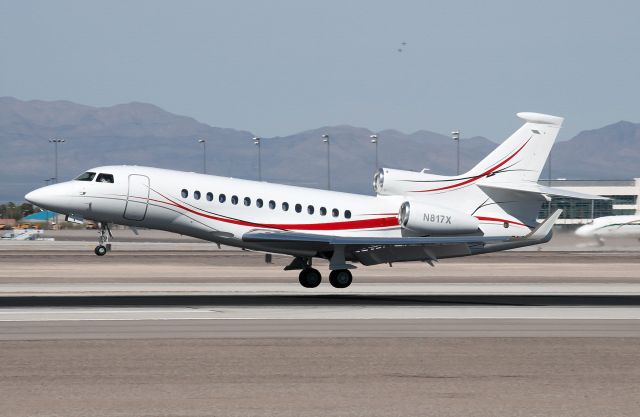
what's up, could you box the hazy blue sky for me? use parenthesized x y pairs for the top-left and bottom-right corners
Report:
(1, 0), (639, 140)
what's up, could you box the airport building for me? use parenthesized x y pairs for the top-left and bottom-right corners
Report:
(538, 178), (640, 225)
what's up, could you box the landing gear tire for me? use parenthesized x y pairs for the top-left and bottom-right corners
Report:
(329, 269), (352, 288)
(95, 222), (112, 256)
(94, 245), (108, 256)
(299, 268), (322, 288)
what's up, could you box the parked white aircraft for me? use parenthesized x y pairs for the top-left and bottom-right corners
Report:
(25, 112), (604, 288)
(575, 215), (640, 244)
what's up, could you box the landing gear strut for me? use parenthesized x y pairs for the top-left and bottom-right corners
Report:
(288, 257), (322, 288)
(94, 222), (112, 256)
(287, 255), (355, 289)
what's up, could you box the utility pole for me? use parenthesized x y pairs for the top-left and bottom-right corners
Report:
(197, 139), (207, 174)
(370, 135), (378, 171)
(322, 134), (330, 190)
(451, 131), (460, 175)
(253, 137), (262, 181)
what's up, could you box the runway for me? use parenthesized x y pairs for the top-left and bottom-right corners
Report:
(1, 250), (640, 340)
(1, 248), (640, 416)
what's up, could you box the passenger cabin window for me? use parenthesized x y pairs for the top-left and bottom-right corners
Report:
(345, 210), (352, 219)
(295, 204), (302, 213)
(244, 197), (251, 206)
(332, 208), (339, 217)
(96, 173), (114, 183)
(269, 200), (276, 209)
(219, 194), (226, 203)
(194, 191), (201, 200)
(231, 195), (238, 205)
(320, 207), (327, 216)
(181, 189), (188, 198)
(307, 205), (314, 215)
(256, 199), (264, 208)
(282, 202), (289, 211)
(206, 192), (213, 201)
(75, 172), (96, 181)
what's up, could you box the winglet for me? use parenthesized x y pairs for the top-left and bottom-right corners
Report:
(527, 209), (562, 240)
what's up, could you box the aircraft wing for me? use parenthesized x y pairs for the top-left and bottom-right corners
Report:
(242, 231), (506, 246)
(242, 210), (562, 267)
(242, 230), (506, 267)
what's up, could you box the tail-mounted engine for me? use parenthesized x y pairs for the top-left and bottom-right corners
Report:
(374, 168), (446, 196)
(398, 201), (479, 235)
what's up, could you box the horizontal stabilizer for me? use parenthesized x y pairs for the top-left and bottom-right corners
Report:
(478, 182), (608, 200)
(516, 112), (564, 126)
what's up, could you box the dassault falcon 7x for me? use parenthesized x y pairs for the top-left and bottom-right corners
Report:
(25, 112), (605, 288)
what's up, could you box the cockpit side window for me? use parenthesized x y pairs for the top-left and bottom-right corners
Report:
(96, 173), (114, 183)
(75, 172), (96, 181)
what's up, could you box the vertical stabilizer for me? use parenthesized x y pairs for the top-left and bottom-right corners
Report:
(470, 112), (563, 184)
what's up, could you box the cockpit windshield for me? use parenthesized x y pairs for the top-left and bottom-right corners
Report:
(96, 173), (114, 183)
(75, 172), (96, 181)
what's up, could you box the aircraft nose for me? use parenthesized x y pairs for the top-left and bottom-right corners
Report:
(25, 187), (47, 206)
(575, 225), (591, 237)
(25, 183), (71, 211)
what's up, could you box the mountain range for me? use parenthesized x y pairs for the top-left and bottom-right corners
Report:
(1, 96), (639, 202)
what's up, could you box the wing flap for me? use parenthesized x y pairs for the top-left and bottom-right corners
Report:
(242, 230), (506, 246)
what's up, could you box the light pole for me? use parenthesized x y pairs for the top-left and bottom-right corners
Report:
(548, 150), (552, 217)
(322, 134), (330, 190)
(43, 178), (54, 228)
(451, 131), (460, 175)
(197, 139), (207, 174)
(253, 137), (262, 181)
(48, 138), (65, 183)
(370, 135), (378, 171)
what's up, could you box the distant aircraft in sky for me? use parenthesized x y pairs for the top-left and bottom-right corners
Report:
(575, 215), (640, 244)
(25, 112), (603, 288)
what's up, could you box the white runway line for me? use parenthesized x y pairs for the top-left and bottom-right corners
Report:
(2, 306), (640, 321)
(3, 282), (640, 296)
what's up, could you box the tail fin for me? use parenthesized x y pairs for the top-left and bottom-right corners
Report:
(380, 112), (567, 235)
(468, 112), (563, 183)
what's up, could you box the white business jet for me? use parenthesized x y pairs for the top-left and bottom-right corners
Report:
(575, 215), (640, 244)
(25, 112), (604, 288)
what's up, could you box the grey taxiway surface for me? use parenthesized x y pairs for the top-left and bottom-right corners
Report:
(1, 242), (640, 416)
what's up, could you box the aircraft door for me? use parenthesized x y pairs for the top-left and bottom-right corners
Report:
(123, 174), (150, 221)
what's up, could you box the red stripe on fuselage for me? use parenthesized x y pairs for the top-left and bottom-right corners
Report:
(150, 191), (399, 231)
(475, 216), (527, 227)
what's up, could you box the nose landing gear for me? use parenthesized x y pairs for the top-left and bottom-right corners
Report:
(94, 222), (112, 256)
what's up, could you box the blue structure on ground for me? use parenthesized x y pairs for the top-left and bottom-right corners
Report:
(21, 211), (58, 222)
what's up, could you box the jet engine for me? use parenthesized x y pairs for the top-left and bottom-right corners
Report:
(374, 168), (447, 196)
(398, 201), (479, 235)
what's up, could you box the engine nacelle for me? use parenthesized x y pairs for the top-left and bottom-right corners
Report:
(399, 201), (479, 235)
(374, 168), (449, 196)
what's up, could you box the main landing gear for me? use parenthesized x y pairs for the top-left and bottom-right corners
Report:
(94, 222), (112, 256)
(288, 257), (354, 289)
(329, 269), (352, 289)
(298, 268), (322, 288)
